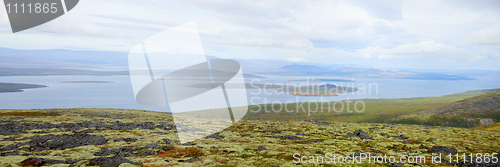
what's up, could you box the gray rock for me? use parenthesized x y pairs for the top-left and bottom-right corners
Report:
(25, 133), (107, 151)
(113, 138), (137, 143)
(184, 157), (202, 163)
(345, 129), (373, 140)
(94, 147), (135, 157)
(207, 133), (224, 140)
(281, 135), (303, 140)
(0, 151), (19, 156)
(430, 146), (457, 155)
(256, 146), (267, 151)
(137, 150), (157, 156)
(390, 134), (408, 140)
(143, 144), (160, 149)
(426, 138), (437, 142)
(181, 142), (195, 146)
(88, 156), (139, 167)
(163, 138), (171, 144)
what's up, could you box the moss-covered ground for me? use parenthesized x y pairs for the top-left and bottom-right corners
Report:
(0, 108), (498, 167)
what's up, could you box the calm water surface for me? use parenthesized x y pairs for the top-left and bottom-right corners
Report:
(0, 75), (499, 112)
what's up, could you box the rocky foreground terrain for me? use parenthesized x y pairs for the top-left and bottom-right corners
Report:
(0, 109), (499, 167)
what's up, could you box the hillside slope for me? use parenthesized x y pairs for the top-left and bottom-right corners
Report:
(391, 89), (500, 127)
(417, 89), (500, 118)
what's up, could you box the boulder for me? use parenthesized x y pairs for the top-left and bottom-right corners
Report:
(430, 146), (457, 155)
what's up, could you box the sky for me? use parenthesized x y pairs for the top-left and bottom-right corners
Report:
(0, 0), (499, 70)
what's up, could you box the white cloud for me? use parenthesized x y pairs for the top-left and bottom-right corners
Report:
(283, 39), (313, 48)
(0, 0), (499, 69)
(357, 41), (478, 61)
(287, 57), (309, 62)
(467, 23), (500, 46)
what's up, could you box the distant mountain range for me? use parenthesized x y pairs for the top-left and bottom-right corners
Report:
(0, 47), (498, 80)
(0, 48), (128, 67)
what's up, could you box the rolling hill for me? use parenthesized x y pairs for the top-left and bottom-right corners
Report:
(391, 89), (500, 127)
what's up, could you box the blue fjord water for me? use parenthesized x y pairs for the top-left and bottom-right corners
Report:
(0, 75), (499, 112)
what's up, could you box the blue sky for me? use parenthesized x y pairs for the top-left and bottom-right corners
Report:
(0, 0), (499, 70)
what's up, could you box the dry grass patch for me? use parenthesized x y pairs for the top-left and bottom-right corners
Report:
(0, 111), (61, 117)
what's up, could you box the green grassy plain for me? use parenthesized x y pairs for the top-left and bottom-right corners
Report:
(243, 89), (497, 126)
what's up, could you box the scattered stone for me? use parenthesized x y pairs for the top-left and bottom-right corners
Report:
(419, 144), (426, 149)
(65, 159), (86, 164)
(281, 135), (303, 140)
(256, 146), (267, 151)
(207, 133), (224, 140)
(151, 131), (168, 135)
(316, 151), (325, 154)
(76, 129), (95, 134)
(402, 141), (409, 144)
(161, 146), (172, 151)
(88, 156), (139, 167)
(315, 121), (331, 126)
(345, 129), (373, 140)
(0, 120), (174, 135)
(142, 144), (160, 149)
(389, 162), (405, 167)
(390, 134), (408, 140)
(426, 138), (437, 142)
(25, 133), (107, 151)
(1, 137), (17, 141)
(94, 147), (135, 157)
(137, 150), (156, 156)
(0, 151), (19, 156)
(114, 138), (137, 143)
(181, 142), (195, 146)
(430, 146), (457, 155)
(184, 157), (201, 163)
(163, 138), (171, 144)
